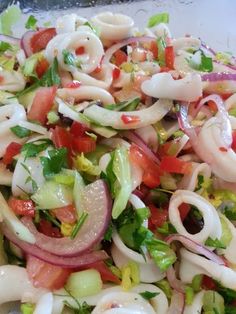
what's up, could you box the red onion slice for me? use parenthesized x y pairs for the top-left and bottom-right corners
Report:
(167, 291), (185, 314)
(20, 30), (36, 57)
(124, 130), (160, 165)
(103, 36), (155, 64)
(166, 234), (226, 265)
(21, 180), (111, 256)
(202, 73), (236, 81)
(2, 223), (108, 268)
(166, 266), (185, 293)
(0, 34), (20, 46)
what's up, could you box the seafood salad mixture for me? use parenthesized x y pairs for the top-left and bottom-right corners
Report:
(0, 5), (236, 314)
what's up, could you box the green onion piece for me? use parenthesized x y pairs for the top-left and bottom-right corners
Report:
(191, 274), (203, 292)
(10, 125), (31, 138)
(155, 279), (172, 299)
(139, 291), (159, 300)
(147, 13), (169, 28)
(25, 15), (37, 30)
(65, 269), (102, 298)
(185, 286), (194, 305)
(70, 212), (88, 239)
(0, 41), (12, 53)
(20, 303), (35, 314)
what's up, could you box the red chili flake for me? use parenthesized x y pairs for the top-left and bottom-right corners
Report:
(0, 75), (4, 83)
(219, 146), (228, 152)
(65, 81), (81, 88)
(75, 46), (85, 55)
(112, 67), (121, 80)
(121, 114), (140, 124)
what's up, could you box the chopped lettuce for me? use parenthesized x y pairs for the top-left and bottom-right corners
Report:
(74, 153), (101, 176)
(203, 291), (225, 314)
(0, 55), (15, 71)
(20, 303), (35, 314)
(40, 148), (68, 179)
(32, 181), (73, 209)
(187, 49), (213, 72)
(185, 286), (194, 305)
(0, 5), (21, 35)
(147, 13), (169, 28)
(121, 261), (140, 291)
(156, 279), (172, 299)
(25, 15), (37, 30)
(73, 171), (85, 216)
(112, 147), (132, 219)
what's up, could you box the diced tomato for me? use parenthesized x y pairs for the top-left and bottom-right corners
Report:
(2, 142), (22, 165)
(201, 275), (216, 290)
(207, 100), (217, 112)
(219, 146), (228, 152)
(121, 114), (140, 124)
(133, 184), (149, 200)
(8, 198), (35, 217)
(130, 144), (162, 188)
(114, 50), (127, 66)
(35, 58), (49, 78)
(65, 81), (81, 88)
(27, 255), (71, 290)
(232, 131), (236, 151)
(93, 64), (102, 73)
(178, 203), (191, 221)
(148, 203), (168, 228)
(38, 219), (62, 238)
(28, 86), (57, 125)
(165, 46), (174, 69)
(160, 66), (171, 72)
(72, 136), (96, 154)
(0, 75), (4, 83)
(75, 46), (85, 55)
(70, 121), (89, 137)
(53, 205), (77, 224)
(51, 126), (73, 165)
(30, 28), (57, 54)
(160, 156), (192, 174)
(85, 261), (120, 284)
(148, 41), (158, 59)
(112, 67), (121, 80)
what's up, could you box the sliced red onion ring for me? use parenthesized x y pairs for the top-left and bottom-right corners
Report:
(167, 291), (185, 314)
(166, 234), (226, 265)
(198, 94), (232, 147)
(20, 30), (36, 57)
(0, 34), (20, 46)
(103, 36), (155, 64)
(202, 73), (236, 81)
(166, 266), (185, 293)
(2, 223), (108, 268)
(22, 180), (111, 256)
(124, 131), (160, 165)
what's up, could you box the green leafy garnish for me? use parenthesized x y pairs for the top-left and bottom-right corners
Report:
(103, 223), (113, 242)
(157, 37), (166, 66)
(0, 54), (15, 70)
(0, 41), (12, 53)
(147, 13), (169, 28)
(40, 148), (68, 179)
(25, 15), (38, 30)
(21, 139), (52, 159)
(157, 221), (176, 235)
(70, 212), (88, 239)
(156, 279), (172, 299)
(205, 237), (226, 249)
(62, 49), (82, 69)
(185, 286), (194, 305)
(225, 306), (236, 314)
(203, 291), (225, 314)
(105, 98), (140, 111)
(21, 163), (38, 192)
(0, 5), (21, 35)
(10, 125), (31, 138)
(20, 303), (35, 314)
(139, 291), (159, 300)
(42, 209), (61, 228)
(217, 285), (236, 304)
(63, 287), (93, 314)
(191, 274), (203, 292)
(83, 21), (100, 36)
(187, 50), (213, 72)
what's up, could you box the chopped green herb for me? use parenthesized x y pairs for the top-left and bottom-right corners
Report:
(40, 148), (68, 179)
(185, 286), (194, 305)
(191, 274), (203, 292)
(63, 287), (93, 314)
(139, 291), (159, 300)
(157, 221), (176, 235)
(21, 162), (38, 192)
(10, 125), (31, 138)
(205, 237), (226, 249)
(147, 13), (169, 28)
(103, 223), (113, 242)
(20, 303), (35, 314)
(225, 306), (236, 314)
(83, 21), (100, 36)
(42, 210), (61, 228)
(157, 37), (166, 66)
(0, 41), (12, 53)
(217, 285), (236, 304)
(62, 49), (76, 66)
(25, 15), (37, 30)
(105, 98), (140, 111)
(136, 207), (150, 223)
(187, 50), (213, 72)
(70, 212), (88, 239)
(156, 279), (172, 299)
(21, 139), (52, 159)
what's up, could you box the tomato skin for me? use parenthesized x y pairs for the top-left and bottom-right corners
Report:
(201, 275), (216, 290)
(35, 58), (49, 78)
(142, 171), (160, 188)
(121, 114), (140, 125)
(75, 46), (85, 55)
(51, 126), (73, 165)
(112, 67), (121, 80)
(85, 261), (120, 284)
(232, 131), (236, 151)
(70, 121), (89, 137)
(53, 205), (77, 224)
(72, 136), (96, 154)
(8, 198), (35, 217)
(160, 156), (192, 174)
(2, 142), (22, 165)
(165, 46), (174, 69)
(178, 203), (191, 221)
(65, 81), (81, 88)
(30, 28), (56, 54)
(27, 255), (71, 290)
(114, 50), (127, 66)
(149, 203), (168, 228)
(28, 86), (57, 125)
(38, 219), (62, 238)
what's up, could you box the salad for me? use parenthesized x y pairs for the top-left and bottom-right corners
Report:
(0, 4), (236, 314)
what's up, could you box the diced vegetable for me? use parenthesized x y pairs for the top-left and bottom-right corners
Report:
(2, 142), (22, 165)
(73, 171), (85, 216)
(0, 5), (21, 35)
(203, 291), (225, 314)
(8, 198), (35, 217)
(147, 12), (169, 28)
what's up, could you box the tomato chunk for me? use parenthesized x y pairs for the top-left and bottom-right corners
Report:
(28, 86), (57, 125)
(70, 121), (89, 137)
(85, 261), (120, 284)
(30, 28), (56, 54)
(149, 203), (168, 228)
(165, 46), (174, 69)
(2, 142), (22, 165)
(51, 126), (73, 165)
(160, 156), (192, 174)
(121, 114), (140, 124)
(112, 67), (121, 80)
(38, 219), (62, 238)
(201, 275), (216, 290)
(178, 203), (191, 221)
(232, 130), (236, 151)
(114, 50), (127, 66)
(53, 205), (77, 224)
(27, 255), (71, 290)
(35, 58), (49, 78)
(8, 198), (35, 217)
(72, 136), (96, 154)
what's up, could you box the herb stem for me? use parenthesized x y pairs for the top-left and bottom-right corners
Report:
(70, 212), (88, 239)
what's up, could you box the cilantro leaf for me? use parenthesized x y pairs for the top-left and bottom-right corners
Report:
(225, 306), (236, 314)
(103, 223), (113, 242)
(139, 291), (159, 300)
(105, 98), (140, 111)
(40, 148), (68, 179)
(157, 221), (177, 235)
(70, 212), (88, 239)
(187, 50), (213, 72)
(62, 49), (76, 66)
(40, 57), (61, 87)
(0, 41), (12, 53)
(147, 13), (169, 28)
(10, 125), (31, 138)
(83, 21), (100, 36)
(25, 15), (37, 30)
(21, 139), (52, 159)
